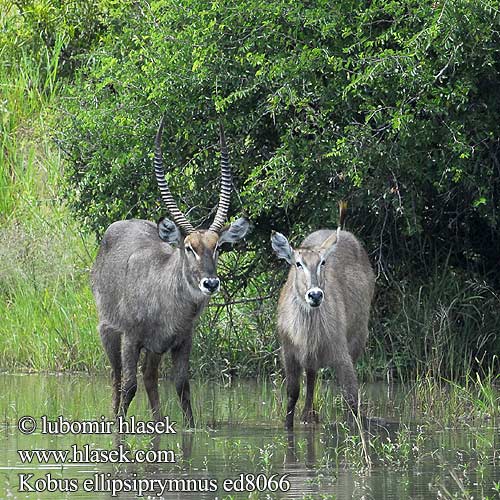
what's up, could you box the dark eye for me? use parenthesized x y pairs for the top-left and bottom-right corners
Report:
(296, 262), (302, 268)
(320, 260), (326, 266)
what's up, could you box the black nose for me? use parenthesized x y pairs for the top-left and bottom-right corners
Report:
(307, 289), (324, 306)
(202, 278), (220, 293)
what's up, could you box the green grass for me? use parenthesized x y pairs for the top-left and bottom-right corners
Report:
(365, 266), (500, 382)
(0, 33), (102, 371)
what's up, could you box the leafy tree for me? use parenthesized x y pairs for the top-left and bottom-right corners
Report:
(57, 0), (500, 375)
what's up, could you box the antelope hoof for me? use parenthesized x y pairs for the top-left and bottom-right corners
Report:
(301, 408), (319, 424)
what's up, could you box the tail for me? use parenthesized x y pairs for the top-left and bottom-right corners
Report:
(338, 200), (347, 228)
(336, 201), (347, 239)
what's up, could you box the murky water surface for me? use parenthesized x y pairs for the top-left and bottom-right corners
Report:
(1, 373), (498, 499)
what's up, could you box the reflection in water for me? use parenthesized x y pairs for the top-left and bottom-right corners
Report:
(285, 427), (319, 468)
(1, 373), (498, 499)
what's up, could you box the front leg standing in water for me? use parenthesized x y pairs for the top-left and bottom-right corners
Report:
(301, 368), (320, 424)
(142, 351), (162, 421)
(171, 337), (194, 428)
(283, 346), (301, 430)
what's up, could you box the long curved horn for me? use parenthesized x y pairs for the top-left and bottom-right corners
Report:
(208, 123), (232, 233)
(154, 115), (195, 234)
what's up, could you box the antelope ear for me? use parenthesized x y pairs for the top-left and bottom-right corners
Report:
(320, 230), (338, 260)
(271, 231), (293, 264)
(157, 217), (181, 245)
(218, 217), (250, 248)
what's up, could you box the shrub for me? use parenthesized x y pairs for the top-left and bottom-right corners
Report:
(57, 0), (500, 375)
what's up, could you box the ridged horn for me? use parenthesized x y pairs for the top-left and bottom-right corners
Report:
(154, 115), (195, 234)
(208, 123), (232, 233)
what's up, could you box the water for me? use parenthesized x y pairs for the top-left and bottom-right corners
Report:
(1, 373), (498, 499)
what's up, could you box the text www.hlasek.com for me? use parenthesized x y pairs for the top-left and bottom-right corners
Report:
(18, 444), (174, 464)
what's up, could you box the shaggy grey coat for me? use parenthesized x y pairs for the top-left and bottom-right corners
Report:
(273, 229), (375, 429)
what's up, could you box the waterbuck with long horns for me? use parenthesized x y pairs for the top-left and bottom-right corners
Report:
(271, 203), (374, 429)
(91, 117), (249, 426)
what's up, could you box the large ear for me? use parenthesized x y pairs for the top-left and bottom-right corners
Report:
(271, 231), (293, 264)
(319, 230), (338, 260)
(157, 217), (181, 245)
(217, 217), (250, 248)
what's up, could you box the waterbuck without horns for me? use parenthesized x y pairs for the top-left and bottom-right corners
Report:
(91, 117), (249, 427)
(271, 203), (375, 429)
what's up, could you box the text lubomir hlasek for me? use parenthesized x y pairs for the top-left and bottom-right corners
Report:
(40, 415), (176, 434)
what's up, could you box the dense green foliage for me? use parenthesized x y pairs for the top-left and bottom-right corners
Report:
(1, 0), (499, 376)
(59, 0), (500, 374)
(0, 4), (101, 370)
(61, 0), (500, 268)
(0, 0), (113, 74)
